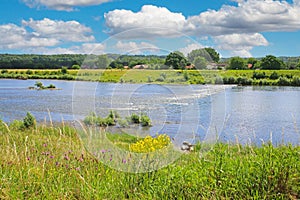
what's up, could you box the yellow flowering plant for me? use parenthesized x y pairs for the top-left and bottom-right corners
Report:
(129, 134), (171, 153)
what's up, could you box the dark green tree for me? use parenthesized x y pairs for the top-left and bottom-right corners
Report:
(96, 54), (110, 69)
(193, 56), (207, 69)
(228, 57), (246, 70)
(187, 49), (212, 63)
(247, 57), (258, 69)
(23, 112), (36, 128)
(165, 51), (188, 69)
(260, 55), (285, 70)
(204, 47), (220, 63)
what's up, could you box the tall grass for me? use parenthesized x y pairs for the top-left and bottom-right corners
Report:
(0, 119), (299, 199)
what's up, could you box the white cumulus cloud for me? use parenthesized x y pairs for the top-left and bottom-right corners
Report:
(105, 5), (188, 39)
(104, 2), (300, 56)
(22, 18), (94, 42)
(214, 33), (269, 56)
(0, 18), (94, 51)
(22, 0), (112, 11)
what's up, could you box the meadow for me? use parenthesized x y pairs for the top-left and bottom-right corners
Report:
(0, 115), (299, 199)
(1, 68), (300, 86)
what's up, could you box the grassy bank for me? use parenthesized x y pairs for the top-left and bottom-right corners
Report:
(1, 69), (300, 86)
(0, 120), (299, 199)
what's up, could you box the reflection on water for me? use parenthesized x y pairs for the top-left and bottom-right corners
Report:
(0, 79), (299, 145)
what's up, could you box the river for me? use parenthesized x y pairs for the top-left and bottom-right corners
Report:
(0, 79), (299, 145)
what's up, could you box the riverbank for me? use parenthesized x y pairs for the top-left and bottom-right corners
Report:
(1, 69), (300, 86)
(0, 119), (299, 199)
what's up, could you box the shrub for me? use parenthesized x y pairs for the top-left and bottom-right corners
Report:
(26, 70), (33, 75)
(252, 71), (267, 79)
(61, 67), (68, 74)
(277, 77), (290, 86)
(237, 77), (252, 85)
(104, 117), (116, 126)
(214, 77), (223, 84)
(83, 112), (97, 125)
(23, 112), (36, 128)
(269, 71), (280, 80)
(140, 114), (151, 127)
(147, 76), (153, 83)
(34, 81), (44, 89)
(117, 118), (129, 128)
(130, 113), (140, 124)
(291, 76), (300, 86)
(47, 84), (56, 89)
(71, 65), (80, 69)
(160, 72), (167, 79)
(1, 69), (8, 74)
(183, 71), (189, 81)
(108, 110), (120, 120)
(155, 77), (165, 82)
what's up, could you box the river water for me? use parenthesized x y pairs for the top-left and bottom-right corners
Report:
(0, 79), (299, 145)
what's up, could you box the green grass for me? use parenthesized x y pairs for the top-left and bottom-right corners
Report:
(0, 120), (299, 199)
(1, 69), (300, 86)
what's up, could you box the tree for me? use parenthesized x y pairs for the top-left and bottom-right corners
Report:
(204, 47), (220, 63)
(96, 54), (110, 69)
(247, 57), (258, 69)
(165, 51), (188, 69)
(187, 49), (211, 63)
(260, 55), (285, 70)
(23, 112), (36, 128)
(228, 57), (246, 70)
(193, 56), (207, 69)
(187, 47), (220, 63)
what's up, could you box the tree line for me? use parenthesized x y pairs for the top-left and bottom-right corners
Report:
(1, 49), (300, 70)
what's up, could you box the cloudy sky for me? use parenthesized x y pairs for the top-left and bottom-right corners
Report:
(1, 0), (300, 57)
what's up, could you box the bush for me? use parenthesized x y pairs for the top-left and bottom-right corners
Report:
(23, 112), (36, 128)
(155, 77), (165, 82)
(252, 71), (267, 79)
(108, 110), (120, 120)
(1, 69), (8, 74)
(117, 118), (129, 128)
(236, 77), (252, 85)
(183, 71), (189, 81)
(71, 65), (81, 69)
(140, 114), (151, 127)
(83, 112), (97, 125)
(277, 77), (290, 86)
(130, 113), (140, 124)
(291, 76), (300, 86)
(47, 84), (56, 89)
(269, 71), (280, 80)
(61, 67), (68, 74)
(214, 77), (223, 84)
(26, 70), (33, 75)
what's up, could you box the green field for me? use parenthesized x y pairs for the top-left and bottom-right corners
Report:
(1, 118), (300, 199)
(1, 69), (300, 86)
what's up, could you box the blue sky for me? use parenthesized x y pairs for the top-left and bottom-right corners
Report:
(1, 0), (300, 57)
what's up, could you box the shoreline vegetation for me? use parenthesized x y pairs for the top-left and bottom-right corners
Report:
(0, 113), (299, 199)
(1, 69), (300, 86)
(28, 81), (58, 90)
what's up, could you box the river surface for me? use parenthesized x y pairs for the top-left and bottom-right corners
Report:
(0, 79), (299, 145)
